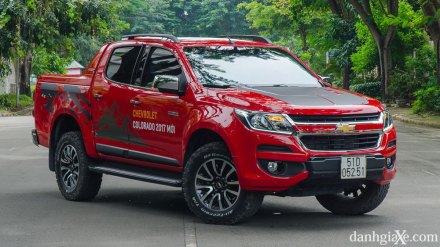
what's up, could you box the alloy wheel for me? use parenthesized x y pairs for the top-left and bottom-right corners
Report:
(60, 145), (80, 190)
(195, 158), (241, 211)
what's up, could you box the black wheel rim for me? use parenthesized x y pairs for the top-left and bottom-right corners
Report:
(342, 184), (367, 198)
(195, 158), (241, 211)
(60, 145), (79, 190)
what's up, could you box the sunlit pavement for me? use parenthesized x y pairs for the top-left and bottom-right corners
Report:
(1, 116), (439, 247)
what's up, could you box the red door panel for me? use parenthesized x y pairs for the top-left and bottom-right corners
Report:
(129, 88), (188, 164)
(92, 43), (142, 152)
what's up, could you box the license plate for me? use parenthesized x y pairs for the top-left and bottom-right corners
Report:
(341, 156), (367, 179)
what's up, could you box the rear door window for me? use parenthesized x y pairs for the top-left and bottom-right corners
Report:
(106, 46), (142, 84)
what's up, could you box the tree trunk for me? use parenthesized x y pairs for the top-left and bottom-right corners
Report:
(383, 44), (393, 100)
(299, 29), (308, 53)
(436, 38), (440, 87)
(377, 46), (386, 101)
(19, 51), (32, 97)
(328, 0), (341, 18)
(419, 0), (440, 87)
(376, 42), (393, 101)
(342, 67), (350, 90)
(299, 29), (309, 65)
(347, 0), (398, 102)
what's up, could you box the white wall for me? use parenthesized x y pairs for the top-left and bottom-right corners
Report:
(0, 63), (16, 95)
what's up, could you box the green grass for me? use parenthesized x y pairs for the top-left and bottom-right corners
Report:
(0, 93), (33, 110)
(31, 84), (36, 93)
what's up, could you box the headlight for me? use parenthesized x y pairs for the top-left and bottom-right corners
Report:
(234, 108), (294, 134)
(383, 109), (393, 132)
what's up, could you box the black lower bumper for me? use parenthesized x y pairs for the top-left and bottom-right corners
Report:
(283, 154), (386, 197)
(31, 129), (39, 146)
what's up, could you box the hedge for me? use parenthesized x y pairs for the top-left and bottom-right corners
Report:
(349, 82), (381, 99)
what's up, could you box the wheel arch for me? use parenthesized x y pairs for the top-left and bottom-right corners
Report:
(49, 114), (82, 171)
(183, 128), (231, 167)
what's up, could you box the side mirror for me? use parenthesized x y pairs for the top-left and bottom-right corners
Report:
(153, 74), (187, 96)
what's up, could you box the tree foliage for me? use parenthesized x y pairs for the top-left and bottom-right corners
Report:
(1, 0), (439, 103)
(0, 0), (128, 95)
(32, 46), (70, 78)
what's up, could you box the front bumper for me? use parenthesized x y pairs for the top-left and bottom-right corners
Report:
(229, 120), (397, 191)
(284, 155), (388, 196)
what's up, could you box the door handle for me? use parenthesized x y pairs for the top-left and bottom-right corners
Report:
(94, 94), (103, 99)
(130, 100), (141, 105)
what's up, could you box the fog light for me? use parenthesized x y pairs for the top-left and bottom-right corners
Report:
(386, 156), (394, 169)
(267, 162), (278, 173)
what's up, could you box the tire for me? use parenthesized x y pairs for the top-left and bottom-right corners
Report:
(315, 183), (390, 215)
(183, 142), (264, 225)
(55, 131), (102, 201)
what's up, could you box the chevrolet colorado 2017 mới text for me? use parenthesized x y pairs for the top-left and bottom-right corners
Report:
(32, 34), (396, 225)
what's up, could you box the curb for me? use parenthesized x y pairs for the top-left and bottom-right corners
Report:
(0, 112), (14, 117)
(392, 114), (440, 129)
(0, 106), (33, 117)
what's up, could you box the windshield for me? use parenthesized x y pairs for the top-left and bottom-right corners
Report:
(184, 46), (321, 87)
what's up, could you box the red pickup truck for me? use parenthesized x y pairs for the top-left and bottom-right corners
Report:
(32, 34), (396, 225)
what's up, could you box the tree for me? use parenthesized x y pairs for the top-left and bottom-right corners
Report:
(351, 1), (428, 83)
(32, 46), (70, 79)
(167, 0), (253, 36)
(314, 1), (360, 89)
(346, 0), (399, 101)
(0, 0), (128, 96)
(316, 16), (360, 89)
(71, 34), (104, 67)
(239, 0), (325, 64)
(197, 0), (254, 36)
(119, 0), (178, 35)
(419, 0), (440, 86)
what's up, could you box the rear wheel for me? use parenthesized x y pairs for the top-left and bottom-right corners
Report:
(55, 131), (102, 201)
(315, 183), (390, 215)
(183, 142), (264, 225)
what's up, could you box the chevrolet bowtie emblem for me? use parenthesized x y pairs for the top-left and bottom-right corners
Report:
(335, 123), (355, 133)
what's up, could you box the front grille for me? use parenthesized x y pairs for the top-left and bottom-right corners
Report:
(300, 133), (380, 151)
(289, 113), (381, 123)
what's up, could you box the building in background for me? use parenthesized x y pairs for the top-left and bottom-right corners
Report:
(66, 60), (85, 75)
(0, 62), (16, 95)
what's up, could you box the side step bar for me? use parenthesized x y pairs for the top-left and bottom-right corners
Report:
(89, 162), (182, 187)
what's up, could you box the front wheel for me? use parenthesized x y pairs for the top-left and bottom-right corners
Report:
(315, 183), (390, 215)
(183, 142), (264, 225)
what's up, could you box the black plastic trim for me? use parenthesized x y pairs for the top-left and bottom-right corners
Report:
(96, 144), (180, 167)
(31, 129), (39, 146)
(257, 144), (293, 153)
(289, 113), (381, 123)
(127, 150), (180, 166)
(388, 139), (396, 148)
(282, 154), (386, 196)
(89, 162), (182, 187)
(257, 159), (305, 177)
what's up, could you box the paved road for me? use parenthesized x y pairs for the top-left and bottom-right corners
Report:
(0, 116), (439, 247)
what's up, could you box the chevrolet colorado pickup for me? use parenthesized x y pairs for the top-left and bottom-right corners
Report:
(32, 34), (396, 225)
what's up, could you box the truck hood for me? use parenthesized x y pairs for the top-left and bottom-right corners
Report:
(207, 86), (384, 115)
